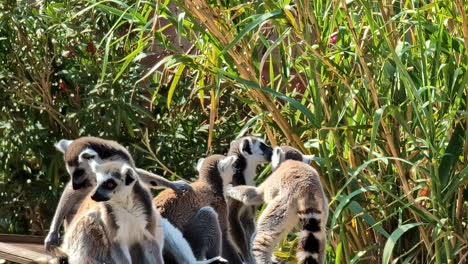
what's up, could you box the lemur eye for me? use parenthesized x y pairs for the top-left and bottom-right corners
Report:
(103, 180), (117, 190)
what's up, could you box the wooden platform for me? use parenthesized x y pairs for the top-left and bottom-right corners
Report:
(0, 234), (49, 264)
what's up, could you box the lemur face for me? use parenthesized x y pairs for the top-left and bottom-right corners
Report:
(55, 139), (131, 190)
(217, 155), (238, 185)
(89, 161), (136, 202)
(239, 137), (273, 163)
(271, 146), (315, 171)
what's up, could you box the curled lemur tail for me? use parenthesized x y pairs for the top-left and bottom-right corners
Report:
(296, 208), (326, 264)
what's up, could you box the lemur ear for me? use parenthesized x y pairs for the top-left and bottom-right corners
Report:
(271, 147), (285, 170)
(302, 154), (315, 164)
(239, 138), (252, 156)
(55, 139), (73, 153)
(218, 156), (237, 172)
(196, 158), (205, 172)
(122, 165), (136, 185)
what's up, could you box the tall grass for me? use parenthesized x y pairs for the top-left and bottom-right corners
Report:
(1, 0), (467, 263)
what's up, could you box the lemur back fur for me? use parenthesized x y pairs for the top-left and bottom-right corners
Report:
(153, 154), (242, 263)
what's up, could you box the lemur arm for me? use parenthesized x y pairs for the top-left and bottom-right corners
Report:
(136, 168), (192, 193)
(45, 182), (88, 252)
(226, 185), (265, 205)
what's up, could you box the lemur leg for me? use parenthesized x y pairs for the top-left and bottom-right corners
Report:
(111, 242), (131, 264)
(45, 182), (88, 253)
(227, 200), (254, 263)
(139, 239), (164, 264)
(226, 185), (264, 205)
(183, 206), (222, 259)
(226, 185), (263, 263)
(239, 205), (257, 264)
(162, 217), (197, 264)
(221, 233), (244, 264)
(253, 196), (298, 264)
(135, 168), (192, 193)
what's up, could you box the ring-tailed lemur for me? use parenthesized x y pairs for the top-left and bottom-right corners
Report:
(153, 154), (243, 263)
(57, 161), (164, 263)
(45, 137), (191, 253)
(227, 136), (273, 263)
(226, 146), (328, 264)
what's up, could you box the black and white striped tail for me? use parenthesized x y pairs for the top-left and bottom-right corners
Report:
(296, 208), (324, 264)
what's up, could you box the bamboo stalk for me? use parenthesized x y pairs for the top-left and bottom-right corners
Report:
(455, 0), (468, 65)
(184, 0), (306, 152)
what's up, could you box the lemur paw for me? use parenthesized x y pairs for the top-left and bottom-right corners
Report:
(271, 255), (285, 264)
(225, 184), (236, 197)
(44, 231), (59, 252)
(172, 180), (192, 193)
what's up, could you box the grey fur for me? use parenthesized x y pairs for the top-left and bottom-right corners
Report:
(182, 207), (222, 260)
(226, 146), (328, 264)
(162, 208), (227, 264)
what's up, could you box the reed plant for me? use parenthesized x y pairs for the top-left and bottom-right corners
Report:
(1, 0), (466, 263)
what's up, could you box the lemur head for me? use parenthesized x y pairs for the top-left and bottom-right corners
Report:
(87, 161), (137, 202)
(271, 146), (315, 171)
(196, 154), (238, 187)
(55, 137), (134, 190)
(229, 136), (273, 163)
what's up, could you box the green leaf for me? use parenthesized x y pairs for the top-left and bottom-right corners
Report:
(382, 223), (425, 264)
(335, 241), (343, 264)
(443, 165), (468, 202)
(220, 10), (284, 56)
(236, 113), (265, 139)
(350, 245), (380, 264)
(369, 107), (385, 160)
(219, 70), (319, 128)
(167, 64), (185, 109)
(438, 123), (464, 188)
(330, 186), (378, 231)
(348, 201), (390, 238)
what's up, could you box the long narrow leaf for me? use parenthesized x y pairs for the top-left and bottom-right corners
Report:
(382, 223), (425, 264)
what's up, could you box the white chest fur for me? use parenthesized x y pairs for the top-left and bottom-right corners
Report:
(111, 201), (150, 246)
(244, 161), (258, 186)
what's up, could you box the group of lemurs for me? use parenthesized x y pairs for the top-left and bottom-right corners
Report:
(35, 136), (328, 264)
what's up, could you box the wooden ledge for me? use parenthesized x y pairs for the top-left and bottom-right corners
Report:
(0, 234), (50, 264)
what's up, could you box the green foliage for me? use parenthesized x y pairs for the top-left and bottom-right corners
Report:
(1, 0), (467, 263)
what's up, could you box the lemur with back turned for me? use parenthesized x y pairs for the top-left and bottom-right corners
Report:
(226, 136), (273, 263)
(153, 154), (242, 263)
(227, 146), (328, 264)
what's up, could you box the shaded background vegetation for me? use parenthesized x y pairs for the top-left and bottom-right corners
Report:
(0, 0), (467, 263)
